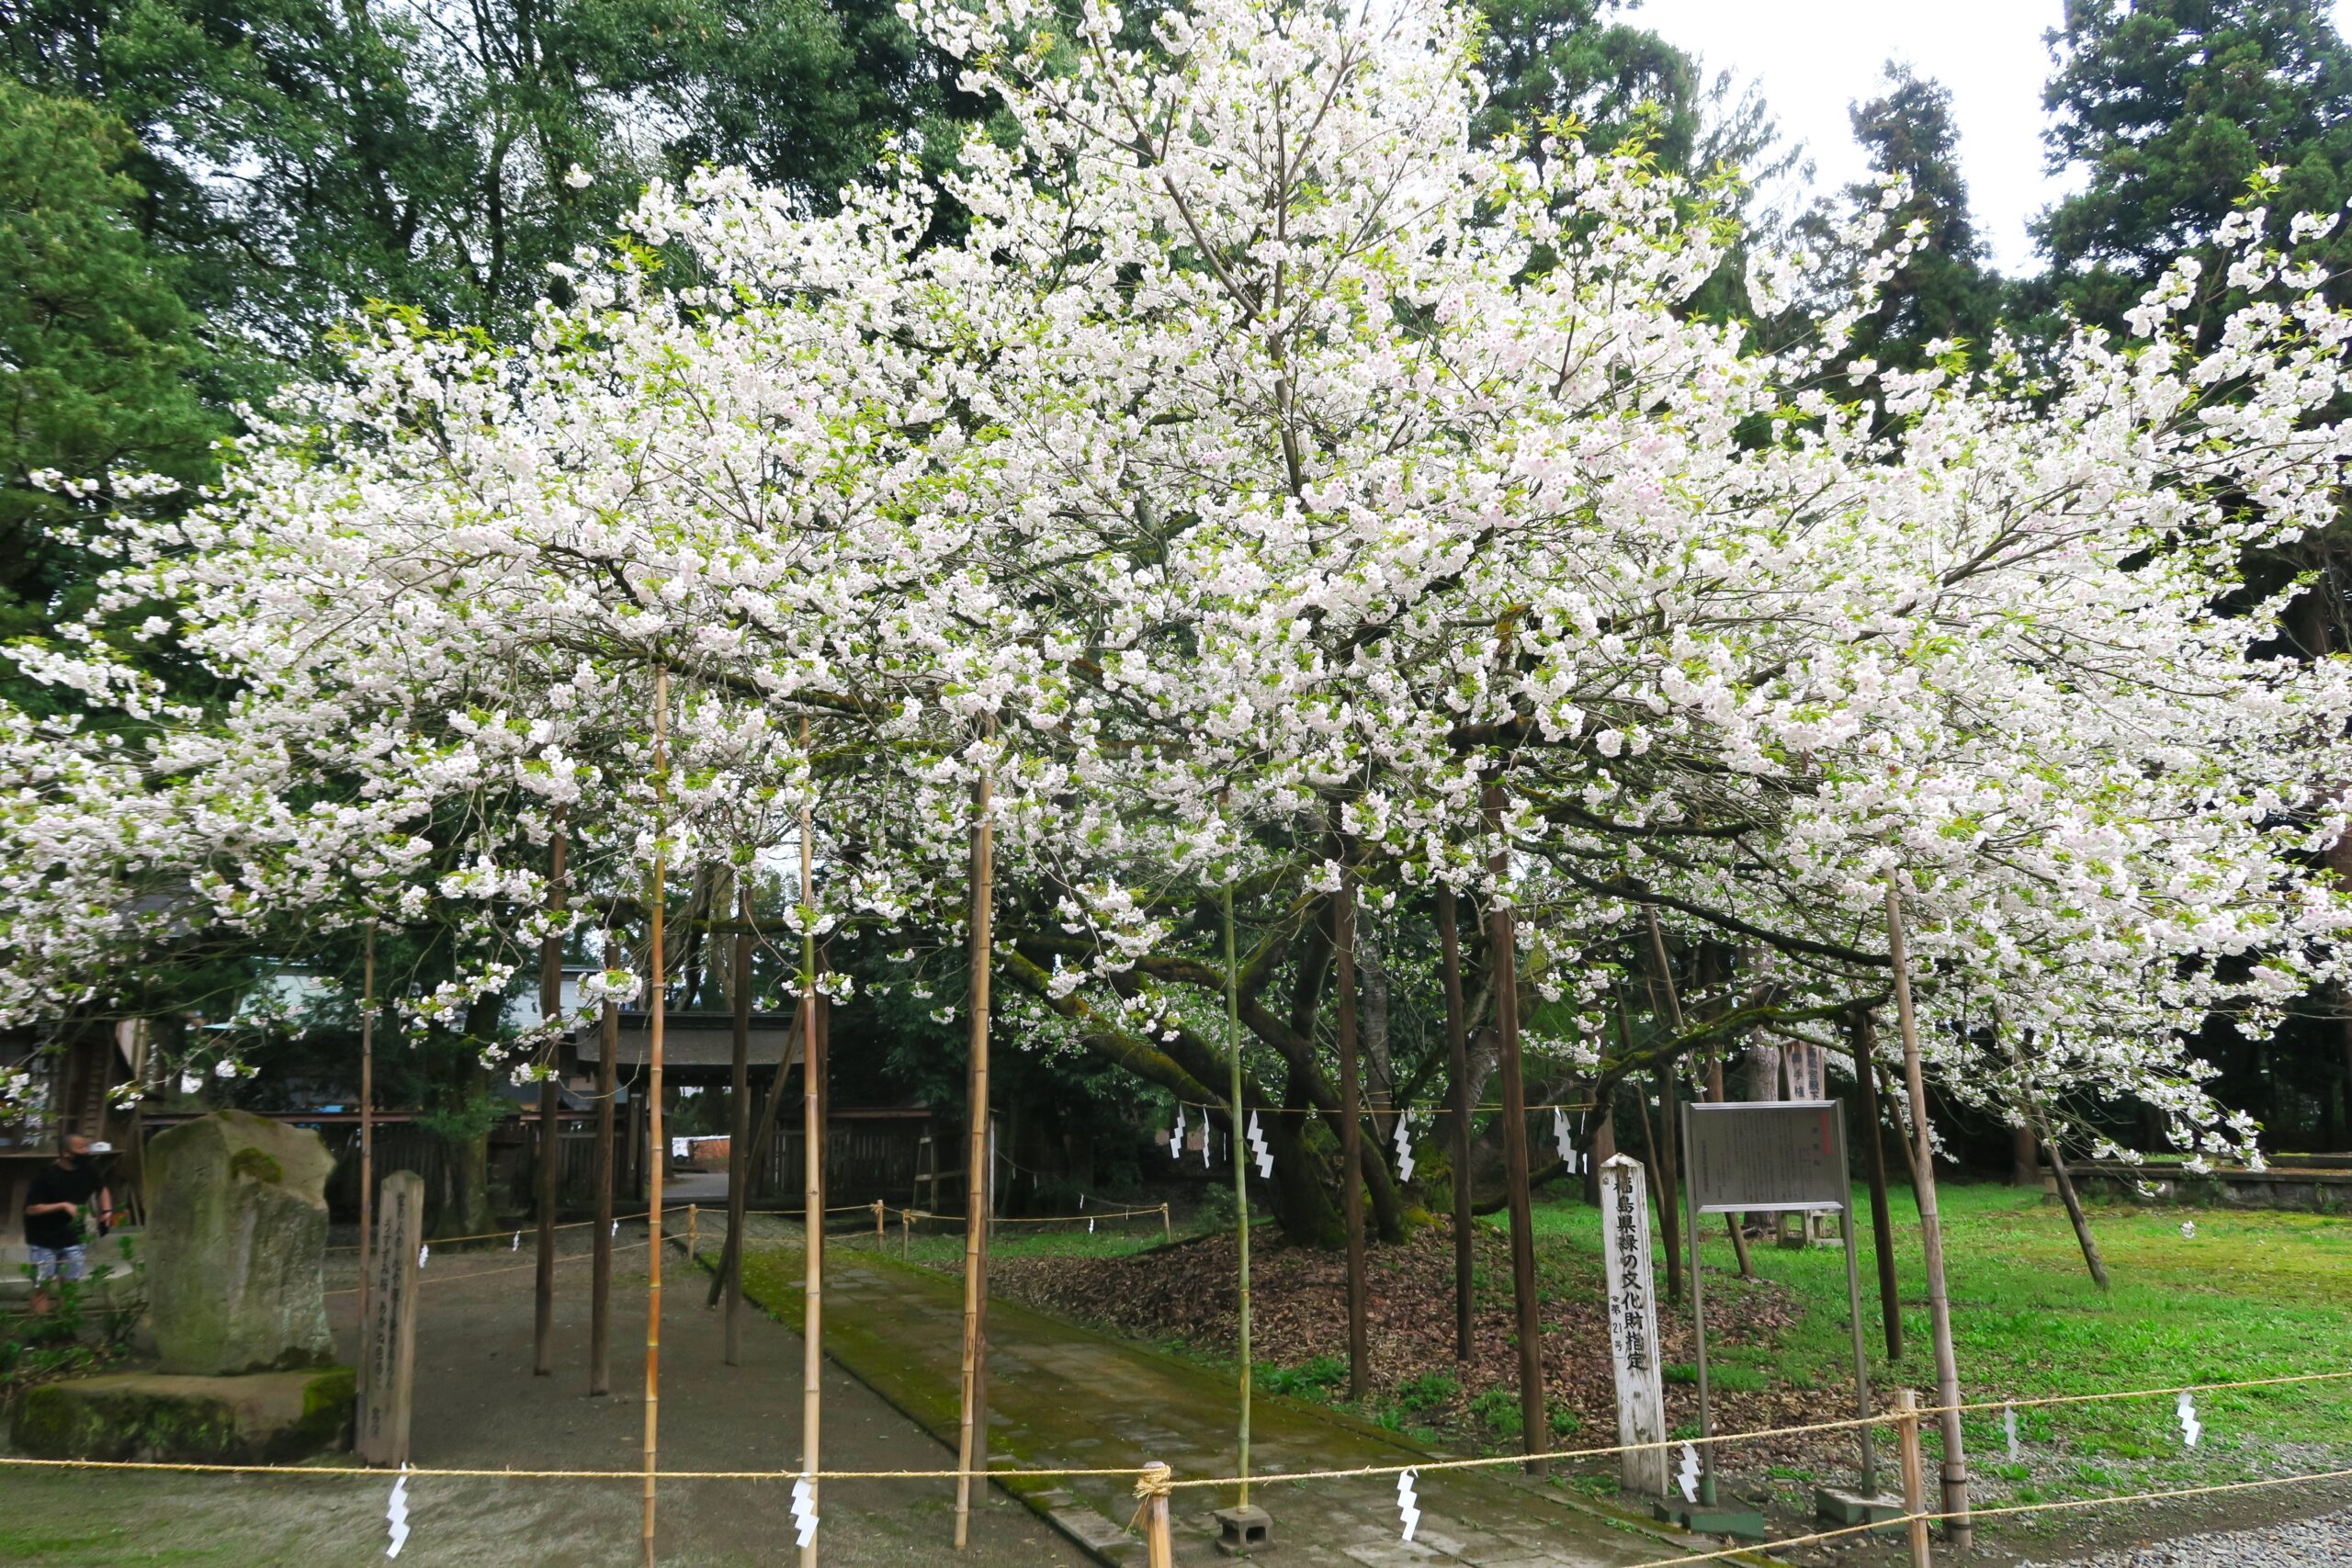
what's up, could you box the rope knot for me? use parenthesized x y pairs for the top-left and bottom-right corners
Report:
(1134, 1461), (1172, 1500)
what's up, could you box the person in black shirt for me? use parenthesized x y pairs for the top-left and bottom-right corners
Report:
(23, 1132), (113, 1314)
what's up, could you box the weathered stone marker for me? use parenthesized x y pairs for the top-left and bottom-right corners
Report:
(147, 1109), (336, 1375)
(358, 1169), (424, 1467)
(1600, 1154), (1668, 1496)
(15, 1109), (353, 1462)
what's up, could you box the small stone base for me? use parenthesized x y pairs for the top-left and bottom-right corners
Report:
(11, 1367), (355, 1462)
(1213, 1503), (1273, 1556)
(1815, 1486), (1908, 1526)
(1653, 1499), (1769, 1540)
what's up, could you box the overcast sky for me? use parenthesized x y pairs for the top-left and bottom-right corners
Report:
(1632, 0), (2352, 276)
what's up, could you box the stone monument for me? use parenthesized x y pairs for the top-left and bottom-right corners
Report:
(147, 1109), (339, 1373)
(11, 1110), (354, 1461)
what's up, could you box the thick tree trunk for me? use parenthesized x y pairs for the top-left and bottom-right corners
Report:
(2011, 1122), (2040, 1188)
(1361, 928), (1394, 1139)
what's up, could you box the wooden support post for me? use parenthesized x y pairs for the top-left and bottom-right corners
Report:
(536, 821), (567, 1378)
(1223, 883), (1254, 1507)
(1654, 1066), (1684, 1303)
(687, 1203), (698, 1264)
(1848, 1008), (1905, 1361)
(1645, 908), (1749, 1280)
(1160, 1202), (1171, 1245)
(358, 925), (377, 1332)
(2038, 1112), (2110, 1291)
(592, 946), (617, 1397)
(641, 667), (671, 1568)
(902, 1208), (910, 1259)
(956, 752), (995, 1549)
(1437, 886), (1474, 1361)
(1483, 779), (1546, 1473)
(798, 773), (823, 1568)
(1896, 1388), (1932, 1568)
(1887, 884), (1970, 1549)
(873, 1200), (885, 1246)
(1335, 870), (1369, 1404)
(707, 993), (806, 1310)
(725, 889), (753, 1365)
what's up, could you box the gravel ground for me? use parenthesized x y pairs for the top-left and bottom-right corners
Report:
(2021, 1507), (2352, 1567)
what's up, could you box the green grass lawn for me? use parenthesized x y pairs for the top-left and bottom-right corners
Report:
(1527, 1182), (2352, 1501)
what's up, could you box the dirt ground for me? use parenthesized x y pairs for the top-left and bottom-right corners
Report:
(0, 1218), (1088, 1568)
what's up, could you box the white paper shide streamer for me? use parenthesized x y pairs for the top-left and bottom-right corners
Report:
(1553, 1107), (1581, 1174)
(417, 1244), (428, 1269)
(385, 1465), (411, 1558)
(1170, 1107), (1185, 1160)
(791, 1474), (819, 1548)
(2004, 1403), (2020, 1461)
(1677, 1441), (1700, 1504)
(2177, 1391), (2201, 1448)
(1247, 1111), (1272, 1179)
(511, 1231), (520, 1251)
(1396, 1468), (1420, 1542)
(1393, 1111), (1416, 1182)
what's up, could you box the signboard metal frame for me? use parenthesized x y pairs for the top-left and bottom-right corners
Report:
(1680, 1100), (1878, 1503)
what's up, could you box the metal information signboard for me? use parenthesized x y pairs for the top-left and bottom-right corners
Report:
(1684, 1101), (1845, 1215)
(1680, 1100), (1881, 1511)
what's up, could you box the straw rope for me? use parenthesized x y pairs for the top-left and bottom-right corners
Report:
(1611, 1465), (2352, 1568)
(323, 1202), (876, 1254)
(1170, 1099), (1596, 1118)
(0, 1455), (1148, 1482)
(325, 1213), (652, 1253)
(899, 1206), (1168, 1226)
(1159, 1368), (2352, 1491)
(324, 1236), (655, 1297)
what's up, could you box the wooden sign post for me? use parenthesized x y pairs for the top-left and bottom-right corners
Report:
(1599, 1155), (1668, 1496)
(357, 1169), (424, 1467)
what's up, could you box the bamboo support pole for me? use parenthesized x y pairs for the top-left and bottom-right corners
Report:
(536, 822), (567, 1378)
(359, 926), (376, 1331)
(641, 667), (671, 1568)
(592, 942), (617, 1396)
(1483, 779), (1546, 1474)
(1224, 884), (1252, 1506)
(1335, 871), (1369, 1404)
(1437, 886), (1474, 1361)
(1887, 883), (1971, 1548)
(955, 754), (994, 1548)
(799, 774), (823, 1568)
(1897, 1388), (1932, 1568)
(1142, 1465), (1174, 1568)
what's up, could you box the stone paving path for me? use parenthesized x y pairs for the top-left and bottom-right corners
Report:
(743, 1239), (1699, 1568)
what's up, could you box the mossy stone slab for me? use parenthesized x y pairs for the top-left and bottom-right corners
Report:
(10, 1367), (355, 1463)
